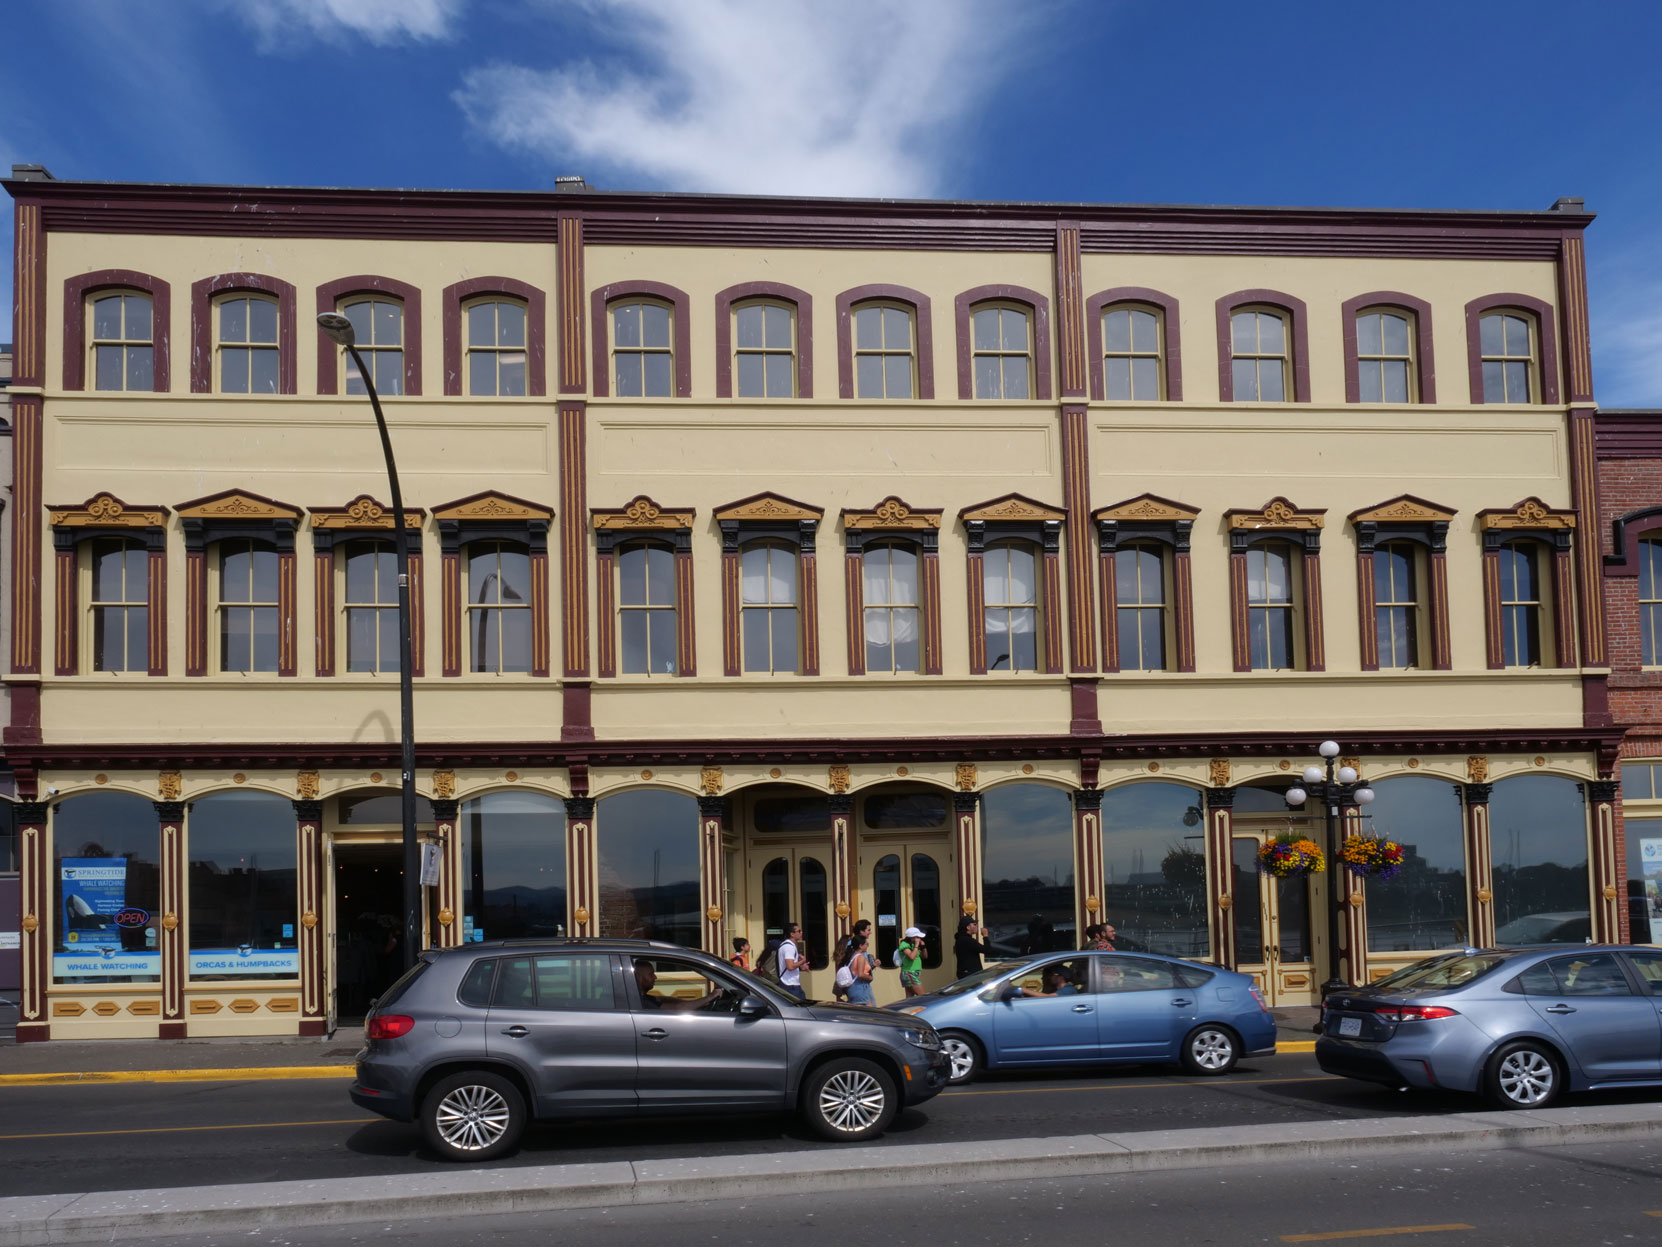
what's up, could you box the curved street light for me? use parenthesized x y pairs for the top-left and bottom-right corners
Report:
(318, 312), (421, 974)
(1285, 739), (1375, 997)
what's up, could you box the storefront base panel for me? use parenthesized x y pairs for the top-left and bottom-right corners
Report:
(182, 987), (304, 1038)
(47, 1009), (162, 1041)
(185, 1014), (302, 1039)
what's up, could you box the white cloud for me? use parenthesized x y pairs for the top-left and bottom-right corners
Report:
(455, 0), (1055, 198)
(1590, 253), (1662, 407)
(232, 0), (465, 48)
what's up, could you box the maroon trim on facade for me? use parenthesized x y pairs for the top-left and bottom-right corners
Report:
(594, 544), (617, 679)
(1429, 551), (1452, 671)
(844, 549), (865, 676)
(721, 548), (742, 676)
(834, 283), (934, 399)
(149, 548), (169, 677)
(10, 396), (42, 675)
(1558, 236), (1595, 404)
(1552, 547), (1577, 669)
(1069, 677), (1101, 735)
(799, 545), (822, 677)
(589, 280), (692, 398)
(52, 547), (75, 677)
(278, 551), (298, 677)
(1593, 409), (1662, 459)
(185, 549), (207, 676)
(1605, 506), (1662, 577)
(1463, 293), (1560, 405)
(440, 551), (461, 677)
(557, 212), (585, 394)
(922, 548), (943, 676)
(675, 547), (697, 677)
(63, 269), (172, 391)
(1054, 223), (1087, 399)
(12, 199), (46, 388)
(314, 275), (423, 396)
(314, 549), (334, 677)
(441, 276), (548, 397)
(953, 284), (1052, 401)
(965, 549), (988, 675)
(562, 681), (594, 743)
(1339, 291), (1436, 404)
(559, 402), (590, 677)
(1084, 287), (1182, 402)
(1227, 550), (1251, 672)
(189, 272), (298, 394)
(13, 801), (48, 1040)
(1356, 550), (1379, 672)
(1173, 551), (1196, 673)
(1565, 408), (1606, 667)
(1098, 547), (1119, 673)
(1215, 289), (1310, 403)
(1060, 406), (1096, 672)
(158, 807), (185, 1037)
(714, 281), (814, 399)
(1481, 547), (1505, 670)
(1584, 672), (1611, 729)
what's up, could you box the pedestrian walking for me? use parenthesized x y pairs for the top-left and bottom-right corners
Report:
(953, 914), (992, 979)
(846, 931), (876, 1005)
(729, 937), (751, 971)
(776, 922), (809, 1001)
(897, 926), (926, 997)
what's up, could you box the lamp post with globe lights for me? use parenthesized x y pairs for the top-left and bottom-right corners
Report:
(1284, 740), (1375, 997)
(316, 311), (421, 973)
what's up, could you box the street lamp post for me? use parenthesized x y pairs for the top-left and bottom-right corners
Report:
(317, 313), (421, 973)
(1284, 740), (1375, 997)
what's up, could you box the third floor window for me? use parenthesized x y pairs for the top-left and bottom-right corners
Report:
(1101, 305), (1161, 401)
(853, 304), (915, 399)
(342, 298), (405, 396)
(467, 300), (528, 396)
(971, 304), (1031, 399)
(611, 300), (673, 397)
(735, 302), (796, 398)
(1355, 310), (1414, 403)
(217, 295), (279, 394)
(91, 292), (155, 392)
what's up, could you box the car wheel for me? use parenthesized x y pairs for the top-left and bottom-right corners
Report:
(801, 1057), (898, 1142)
(1181, 1024), (1240, 1075)
(940, 1031), (984, 1085)
(1485, 1041), (1561, 1110)
(421, 1070), (526, 1162)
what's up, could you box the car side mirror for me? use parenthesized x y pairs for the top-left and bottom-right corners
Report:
(997, 982), (1021, 1002)
(739, 994), (772, 1017)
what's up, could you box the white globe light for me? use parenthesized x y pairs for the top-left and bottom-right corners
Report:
(1354, 787), (1376, 805)
(1285, 787), (1308, 805)
(1318, 740), (1341, 758)
(1337, 766), (1358, 783)
(1303, 766), (1324, 784)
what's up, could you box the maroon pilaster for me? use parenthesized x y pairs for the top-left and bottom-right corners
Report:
(14, 802), (49, 1042)
(440, 551), (461, 677)
(157, 801), (186, 1038)
(558, 213), (586, 394)
(294, 799), (326, 1035)
(562, 682), (594, 743)
(1205, 788), (1235, 969)
(408, 553), (426, 678)
(1054, 223), (1087, 400)
(1567, 406), (1606, 666)
(278, 550), (298, 677)
(11, 396), (42, 674)
(594, 544), (617, 678)
(185, 549), (207, 676)
(433, 800), (461, 951)
(1481, 549), (1505, 669)
(699, 796), (729, 955)
(844, 548), (865, 676)
(721, 547), (742, 676)
(1098, 543), (1119, 673)
(1587, 781), (1621, 943)
(53, 546), (77, 676)
(965, 547), (987, 674)
(560, 402), (590, 677)
(1072, 787), (1103, 939)
(954, 792), (981, 923)
(530, 548), (551, 678)
(1069, 678), (1101, 736)
(1173, 550), (1196, 673)
(1552, 547), (1577, 668)
(799, 543), (821, 677)
(566, 797), (596, 937)
(1462, 784), (1495, 948)
(1356, 551), (1379, 671)
(1228, 550), (1252, 672)
(921, 546), (943, 676)
(1041, 547), (1064, 675)
(1302, 551), (1326, 672)
(313, 551), (334, 676)
(1060, 404), (1096, 672)
(1429, 550), (1452, 670)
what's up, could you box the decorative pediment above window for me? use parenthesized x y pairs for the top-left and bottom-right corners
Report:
(1227, 496), (1325, 532)
(1093, 493), (1198, 554)
(958, 493), (1066, 525)
(842, 496), (942, 531)
(1478, 496), (1576, 531)
(432, 491), (554, 525)
(176, 489), (303, 524)
(1349, 494), (1456, 526)
(713, 492), (824, 525)
(49, 492), (169, 529)
(592, 495), (696, 533)
(1093, 493), (1199, 525)
(310, 494), (425, 531)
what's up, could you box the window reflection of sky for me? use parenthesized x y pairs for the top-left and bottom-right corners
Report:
(461, 791), (567, 941)
(1101, 782), (1208, 958)
(1488, 775), (1590, 938)
(980, 784), (1074, 954)
(596, 789), (701, 948)
(1360, 777), (1468, 952)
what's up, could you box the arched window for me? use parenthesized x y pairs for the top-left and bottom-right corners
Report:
(610, 299), (674, 397)
(1489, 775), (1590, 944)
(90, 292), (155, 391)
(618, 540), (678, 675)
(980, 784), (1075, 954)
(188, 792), (297, 980)
(1361, 777), (1468, 952)
(1100, 304), (1162, 400)
(52, 792), (161, 984)
(89, 536), (150, 673)
(340, 297), (405, 396)
(734, 301), (797, 397)
(1479, 311), (1536, 403)
(460, 791), (567, 941)
(970, 303), (1032, 399)
(1641, 539), (1662, 667)
(983, 540), (1040, 673)
(851, 302), (915, 398)
(343, 538), (399, 673)
(1229, 307), (1290, 401)
(863, 540), (921, 673)
(1100, 782), (1209, 958)
(218, 538), (280, 673)
(1114, 541), (1167, 671)
(1354, 308), (1414, 403)
(741, 539), (799, 673)
(467, 540), (532, 673)
(465, 299), (528, 396)
(596, 789), (701, 948)
(216, 294), (280, 394)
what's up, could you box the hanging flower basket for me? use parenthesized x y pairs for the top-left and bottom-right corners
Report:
(1341, 835), (1405, 880)
(1257, 835), (1326, 878)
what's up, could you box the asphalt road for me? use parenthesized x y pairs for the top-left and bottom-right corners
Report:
(6, 1050), (1662, 1200)
(47, 1137), (1662, 1247)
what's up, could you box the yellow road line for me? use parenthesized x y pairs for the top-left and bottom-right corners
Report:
(0, 1117), (377, 1142)
(1280, 1041), (1316, 1052)
(0, 1066), (354, 1087)
(951, 1074), (1339, 1096)
(1282, 1226), (1474, 1242)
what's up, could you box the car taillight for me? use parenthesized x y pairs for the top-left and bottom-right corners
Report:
(365, 1014), (415, 1039)
(1374, 1005), (1458, 1023)
(1249, 986), (1270, 1013)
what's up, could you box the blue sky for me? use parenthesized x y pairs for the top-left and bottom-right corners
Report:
(6, 0), (1661, 404)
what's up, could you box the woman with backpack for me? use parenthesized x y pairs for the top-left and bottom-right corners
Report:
(845, 931), (876, 1005)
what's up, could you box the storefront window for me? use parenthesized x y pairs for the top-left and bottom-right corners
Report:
(188, 791), (298, 980)
(52, 792), (160, 983)
(751, 793), (828, 835)
(338, 792), (436, 826)
(980, 784), (1075, 957)
(460, 791), (567, 943)
(1489, 775), (1590, 944)
(596, 789), (700, 948)
(1101, 782), (1210, 958)
(1362, 777), (1469, 952)
(863, 791), (947, 830)
(1627, 818), (1662, 945)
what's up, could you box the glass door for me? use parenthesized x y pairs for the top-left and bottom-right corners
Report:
(863, 842), (952, 993)
(748, 845), (833, 998)
(1230, 834), (1317, 1006)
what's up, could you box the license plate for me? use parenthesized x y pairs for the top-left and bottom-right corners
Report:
(1338, 1015), (1362, 1037)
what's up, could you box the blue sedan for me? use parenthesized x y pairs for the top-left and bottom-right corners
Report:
(885, 951), (1278, 1084)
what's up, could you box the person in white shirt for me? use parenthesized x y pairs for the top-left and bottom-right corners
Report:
(777, 922), (809, 1001)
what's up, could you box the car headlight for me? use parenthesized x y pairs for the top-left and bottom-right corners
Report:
(897, 1005), (928, 1016)
(899, 1027), (942, 1050)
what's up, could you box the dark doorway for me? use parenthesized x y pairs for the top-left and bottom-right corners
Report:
(332, 843), (404, 1022)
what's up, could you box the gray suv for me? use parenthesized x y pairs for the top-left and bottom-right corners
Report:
(350, 939), (950, 1160)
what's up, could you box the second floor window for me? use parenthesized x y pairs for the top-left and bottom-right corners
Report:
(468, 541), (532, 673)
(741, 541), (798, 673)
(344, 539), (399, 673)
(220, 539), (280, 672)
(619, 542), (678, 675)
(1102, 306), (1161, 400)
(1480, 312), (1535, 403)
(735, 302), (795, 397)
(467, 300), (528, 396)
(1356, 310), (1413, 403)
(1115, 543), (1166, 671)
(342, 299), (404, 396)
(1497, 540), (1542, 667)
(90, 537), (148, 672)
(612, 300), (673, 397)
(971, 304), (1031, 399)
(1642, 539), (1662, 668)
(1246, 542), (1295, 670)
(1230, 309), (1289, 402)
(217, 295), (279, 394)
(854, 304), (914, 398)
(1374, 542), (1419, 669)
(863, 541), (920, 673)
(91, 293), (155, 391)
(983, 540), (1039, 672)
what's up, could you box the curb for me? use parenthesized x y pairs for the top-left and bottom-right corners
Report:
(0, 1066), (354, 1087)
(1, 1103), (1657, 1246)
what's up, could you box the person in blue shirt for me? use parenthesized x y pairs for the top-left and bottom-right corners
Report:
(1019, 963), (1080, 998)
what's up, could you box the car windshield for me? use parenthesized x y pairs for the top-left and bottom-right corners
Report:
(1370, 952), (1511, 992)
(937, 961), (1029, 996)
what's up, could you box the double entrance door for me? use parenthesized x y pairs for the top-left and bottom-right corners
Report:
(1231, 829), (1318, 1006)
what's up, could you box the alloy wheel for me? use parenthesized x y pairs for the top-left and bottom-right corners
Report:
(433, 1083), (513, 1152)
(942, 1035), (977, 1082)
(1497, 1049), (1555, 1106)
(1188, 1028), (1235, 1071)
(817, 1068), (888, 1133)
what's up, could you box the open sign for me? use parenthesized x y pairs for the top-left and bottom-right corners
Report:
(114, 908), (150, 928)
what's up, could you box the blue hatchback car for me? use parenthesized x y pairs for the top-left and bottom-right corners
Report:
(885, 950), (1277, 1084)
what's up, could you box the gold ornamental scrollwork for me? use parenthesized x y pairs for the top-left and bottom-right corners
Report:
(158, 770), (183, 801)
(1217, 894), (1233, 911)
(956, 763), (977, 791)
(1209, 759), (1231, 788)
(573, 906), (591, 926)
(1466, 755), (1489, 783)
(1602, 885), (1618, 901)
(161, 912), (179, 932)
(828, 765), (851, 795)
(961, 899), (978, 916)
(700, 766), (723, 796)
(834, 901), (851, 919)
(705, 905), (723, 923)
(1340, 757), (1361, 778)
(21, 913), (38, 934)
(1084, 895), (1101, 914)
(296, 770), (319, 801)
(1476, 888), (1493, 904)
(1348, 892), (1364, 908)
(438, 908), (455, 927)
(432, 769), (456, 799)
(301, 911), (318, 929)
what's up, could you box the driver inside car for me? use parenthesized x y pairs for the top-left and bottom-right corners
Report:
(633, 957), (735, 1011)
